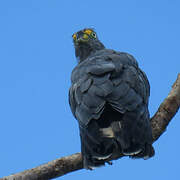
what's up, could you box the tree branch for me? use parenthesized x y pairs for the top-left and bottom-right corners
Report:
(1, 74), (180, 180)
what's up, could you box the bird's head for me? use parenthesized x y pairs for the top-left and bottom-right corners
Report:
(72, 28), (105, 62)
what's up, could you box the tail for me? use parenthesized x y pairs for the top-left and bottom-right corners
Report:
(79, 103), (155, 169)
(79, 121), (116, 170)
(98, 104), (155, 160)
(129, 143), (155, 159)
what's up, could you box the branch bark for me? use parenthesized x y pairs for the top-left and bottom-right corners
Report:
(1, 74), (180, 180)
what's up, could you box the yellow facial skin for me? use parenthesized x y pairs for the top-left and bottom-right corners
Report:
(83, 33), (89, 40)
(72, 33), (77, 41)
(72, 29), (94, 42)
(84, 29), (93, 35)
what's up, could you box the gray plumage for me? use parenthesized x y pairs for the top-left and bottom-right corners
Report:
(69, 28), (154, 169)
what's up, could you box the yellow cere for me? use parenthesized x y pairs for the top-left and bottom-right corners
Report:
(83, 33), (89, 40)
(72, 33), (77, 40)
(84, 29), (93, 35)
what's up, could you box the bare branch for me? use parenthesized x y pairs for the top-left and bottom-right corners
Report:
(1, 74), (180, 180)
(150, 73), (180, 141)
(0, 153), (83, 180)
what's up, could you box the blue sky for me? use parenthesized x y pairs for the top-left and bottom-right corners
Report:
(0, 0), (180, 179)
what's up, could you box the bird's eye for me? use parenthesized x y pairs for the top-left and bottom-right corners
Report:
(91, 32), (96, 38)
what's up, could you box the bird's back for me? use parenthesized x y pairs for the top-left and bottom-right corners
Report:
(69, 49), (154, 169)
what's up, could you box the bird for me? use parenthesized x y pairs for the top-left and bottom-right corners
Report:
(69, 28), (155, 170)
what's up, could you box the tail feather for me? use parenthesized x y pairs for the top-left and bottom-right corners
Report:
(80, 122), (115, 169)
(79, 103), (154, 169)
(130, 143), (155, 159)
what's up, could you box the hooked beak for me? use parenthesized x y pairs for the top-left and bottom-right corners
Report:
(75, 32), (89, 44)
